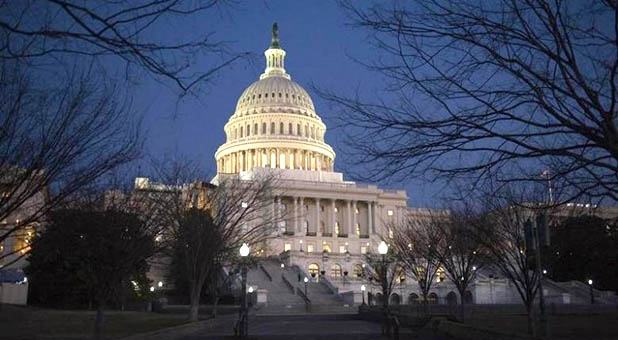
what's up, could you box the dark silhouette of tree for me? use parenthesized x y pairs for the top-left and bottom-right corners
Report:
(430, 208), (484, 322)
(0, 62), (140, 265)
(547, 215), (618, 291)
(146, 159), (281, 321)
(388, 215), (441, 315)
(26, 190), (160, 340)
(322, 0), (617, 202)
(472, 185), (550, 335)
(0, 0), (246, 93)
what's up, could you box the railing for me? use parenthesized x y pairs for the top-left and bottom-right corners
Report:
(320, 275), (342, 300)
(359, 234), (370, 238)
(259, 263), (273, 282)
(281, 273), (295, 294)
(296, 286), (311, 305)
(306, 232), (316, 236)
(282, 231), (295, 236)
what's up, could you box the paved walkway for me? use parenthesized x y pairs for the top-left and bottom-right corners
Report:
(160, 313), (457, 340)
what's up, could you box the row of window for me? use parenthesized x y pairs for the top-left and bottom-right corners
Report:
(230, 121), (322, 140)
(283, 240), (372, 255)
(240, 91), (309, 105)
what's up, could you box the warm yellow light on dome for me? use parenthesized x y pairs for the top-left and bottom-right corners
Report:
(214, 24), (335, 176)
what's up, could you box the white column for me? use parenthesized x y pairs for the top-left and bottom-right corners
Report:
(368, 201), (374, 234)
(276, 196), (282, 234)
(352, 200), (358, 237)
(346, 200), (352, 237)
(315, 198), (321, 236)
(293, 196), (298, 234)
(331, 199), (336, 236)
(299, 197), (305, 233)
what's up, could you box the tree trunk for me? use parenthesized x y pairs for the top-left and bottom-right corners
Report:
(188, 284), (201, 322)
(212, 295), (220, 319)
(526, 301), (536, 336)
(421, 292), (429, 318)
(459, 292), (466, 323)
(93, 302), (105, 340)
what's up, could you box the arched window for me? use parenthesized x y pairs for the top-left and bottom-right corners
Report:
(428, 292), (438, 304)
(464, 291), (473, 304)
(311, 127), (315, 139)
(246, 124), (250, 136)
(280, 122), (284, 134)
(330, 263), (342, 278)
(408, 293), (420, 305)
(288, 123), (292, 135)
(390, 293), (401, 305)
(271, 122), (275, 134)
(262, 123), (266, 134)
(447, 292), (458, 305)
(254, 123), (258, 135)
(353, 264), (364, 278)
(240, 126), (243, 138)
(308, 263), (319, 276)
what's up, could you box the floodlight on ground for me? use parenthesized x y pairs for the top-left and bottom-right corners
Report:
(241, 202), (248, 208)
(281, 263), (285, 268)
(248, 286), (254, 293)
(378, 241), (388, 255)
(158, 281), (163, 287)
(304, 277), (309, 283)
(361, 285), (366, 292)
(240, 243), (250, 257)
(150, 286), (155, 292)
(588, 279), (593, 285)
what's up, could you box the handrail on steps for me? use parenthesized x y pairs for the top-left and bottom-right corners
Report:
(259, 263), (273, 282)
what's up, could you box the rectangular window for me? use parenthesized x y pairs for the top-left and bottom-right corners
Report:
(307, 244), (314, 253)
(335, 222), (340, 235)
(284, 243), (292, 252)
(387, 209), (394, 216)
(339, 245), (346, 254)
(360, 246), (367, 254)
(356, 223), (361, 235)
(323, 242), (331, 253)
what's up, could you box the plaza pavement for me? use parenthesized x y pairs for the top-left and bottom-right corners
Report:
(127, 313), (457, 340)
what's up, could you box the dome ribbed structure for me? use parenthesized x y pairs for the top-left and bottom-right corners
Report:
(215, 24), (335, 174)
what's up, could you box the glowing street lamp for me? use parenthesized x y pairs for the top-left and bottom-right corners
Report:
(240, 243), (250, 257)
(238, 243), (250, 337)
(378, 241), (388, 255)
(588, 279), (594, 304)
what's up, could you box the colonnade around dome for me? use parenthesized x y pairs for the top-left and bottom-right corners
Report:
(217, 147), (334, 174)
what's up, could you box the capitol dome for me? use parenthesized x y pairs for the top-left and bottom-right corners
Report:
(215, 24), (335, 174)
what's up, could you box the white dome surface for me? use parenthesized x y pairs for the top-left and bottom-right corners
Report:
(235, 76), (316, 114)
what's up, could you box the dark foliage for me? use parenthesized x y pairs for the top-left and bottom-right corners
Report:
(547, 215), (618, 291)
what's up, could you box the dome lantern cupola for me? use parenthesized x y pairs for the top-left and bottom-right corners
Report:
(261, 22), (290, 80)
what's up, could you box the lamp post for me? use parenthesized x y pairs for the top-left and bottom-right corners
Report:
(361, 284), (366, 305)
(378, 241), (390, 336)
(239, 243), (250, 338)
(588, 279), (594, 304)
(304, 276), (309, 297)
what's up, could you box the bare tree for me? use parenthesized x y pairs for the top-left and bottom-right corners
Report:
(0, 0), (247, 93)
(146, 160), (280, 321)
(0, 61), (140, 265)
(430, 209), (484, 322)
(322, 0), (617, 202)
(388, 215), (441, 315)
(472, 183), (555, 335)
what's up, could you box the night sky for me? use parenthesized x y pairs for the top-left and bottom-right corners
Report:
(134, 1), (443, 208)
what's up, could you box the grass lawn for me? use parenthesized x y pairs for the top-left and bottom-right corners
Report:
(466, 314), (618, 339)
(0, 304), (190, 339)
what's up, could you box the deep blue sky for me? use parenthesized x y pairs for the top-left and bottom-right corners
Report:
(134, 1), (443, 208)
